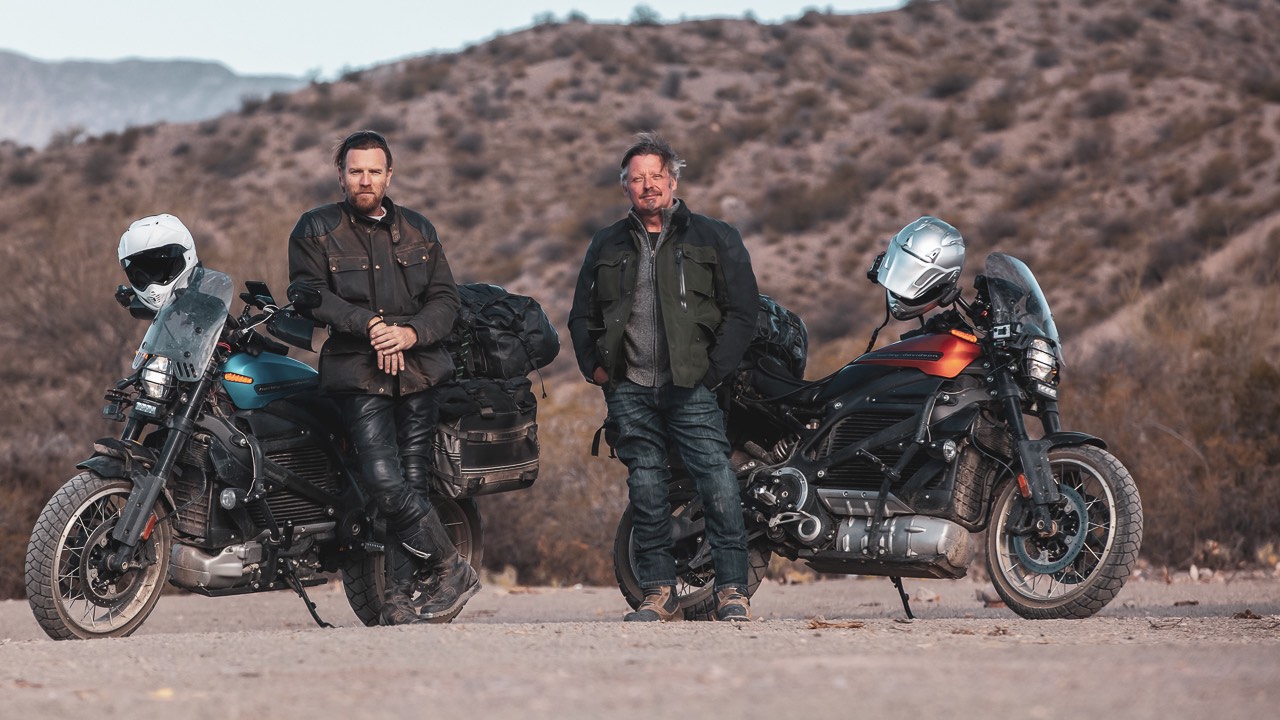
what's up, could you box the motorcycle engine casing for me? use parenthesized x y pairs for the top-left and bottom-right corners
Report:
(802, 514), (974, 579)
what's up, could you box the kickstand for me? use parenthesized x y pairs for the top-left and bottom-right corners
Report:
(890, 576), (915, 620)
(284, 563), (336, 629)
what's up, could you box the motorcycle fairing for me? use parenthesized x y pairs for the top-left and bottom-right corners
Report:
(853, 332), (981, 378)
(134, 268), (234, 381)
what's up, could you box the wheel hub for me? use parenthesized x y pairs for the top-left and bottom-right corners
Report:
(1012, 484), (1088, 574)
(81, 520), (141, 605)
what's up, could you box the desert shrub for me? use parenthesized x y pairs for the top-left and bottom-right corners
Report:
(394, 60), (452, 100)
(1009, 171), (1061, 209)
(928, 69), (975, 99)
(977, 211), (1019, 242)
(1083, 14), (1143, 42)
(1242, 65), (1280, 103)
(1032, 44), (1061, 68)
(452, 159), (488, 181)
(904, 0), (938, 21)
(659, 70), (682, 99)
(200, 126), (267, 179)
(955, 0), (1007, 22)
(363, 113), (400, 135)
(454, 131), (485, 155)
(846, 21), (875, 49)
(1081, 85), (1129, 118)
(620, 110), (664, 134)
(1072, 294), (1280, 568)
(82, 146), (118, 185)
(1139, 0), (1180, 21)
(292, 129), (322, 152)
(977, 97), (1017, 132)
(890, 104), (933, 137)
(970, 141), (1002, 167)
(1195, 153), (1240, 196)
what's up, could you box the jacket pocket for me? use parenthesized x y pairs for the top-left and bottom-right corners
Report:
(329, 253), (371, 304)
(592, 252), (630, 303)
(394, 242), (434, 295)
(678, 244), (721, 325)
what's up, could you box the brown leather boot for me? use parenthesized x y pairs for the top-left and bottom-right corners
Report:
(624, 585), (682, 622)
(714, 587), (751, 622)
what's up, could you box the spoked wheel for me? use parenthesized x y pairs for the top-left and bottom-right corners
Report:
(986, 445), (1143, 619)
(342, 497), (483, 626)
(25, 472), (172, 640)
(613, 495), (771, 621)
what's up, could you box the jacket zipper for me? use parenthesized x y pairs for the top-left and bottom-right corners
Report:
(675, 246), (687, 311)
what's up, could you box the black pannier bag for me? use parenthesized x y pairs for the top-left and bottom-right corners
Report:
(431, 377), (539, 498)
(446, 283), (560, 380)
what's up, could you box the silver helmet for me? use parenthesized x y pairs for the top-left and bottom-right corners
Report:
(876, 216), (965, 320)
(118, 214), (199, 312)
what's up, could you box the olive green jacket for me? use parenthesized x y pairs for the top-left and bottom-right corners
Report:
(568, 200), (758, 389)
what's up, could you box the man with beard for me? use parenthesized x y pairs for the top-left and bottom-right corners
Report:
(288, 130), (478, 625)
(568, 133), (759, 622)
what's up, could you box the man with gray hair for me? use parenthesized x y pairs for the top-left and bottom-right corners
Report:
(568, 132), (759, 621)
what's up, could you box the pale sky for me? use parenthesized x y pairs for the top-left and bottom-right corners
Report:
(0, 1), (903, 78)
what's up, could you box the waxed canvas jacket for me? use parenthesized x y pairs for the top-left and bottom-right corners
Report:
(288, 198), (459, 396)
(568, 200), (758, 389)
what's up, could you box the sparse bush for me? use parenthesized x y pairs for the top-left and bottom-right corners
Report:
(955, 0), (1007, 22)
(977, 211), (1019, 242)
(1195, 153), (1240, 196)
(890, 104), (933, 137)
(630, 4), (661, 26)
(1081, 85), (1129, 118)
(82, 146), (118, 185)
(977, 97), (1017, 131)
(452, 159), (488, 181)
(364, 113), (400, 135)
(1009, 172), (1061, 209)
(1083, 14), (1143, 43)
(1032, 44), (1060, 68)
(846, 22), (875, 50)
(970, 141), (1002, 167)
(454, 131), (485, 155)
(928, 69), (975, 99)
(659, 71), (682, 99)
(620, 110), (664, 134)
(1242, 65), (1280, 103)
(7, 164), (41, 185)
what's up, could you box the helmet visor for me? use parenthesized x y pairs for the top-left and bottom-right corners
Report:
(122, 244), (188, 289)
(878, 246), (954, 301)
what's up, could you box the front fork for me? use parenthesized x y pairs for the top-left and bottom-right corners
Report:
(105, 370), (218, 572)
(992, 370), (1061, 537)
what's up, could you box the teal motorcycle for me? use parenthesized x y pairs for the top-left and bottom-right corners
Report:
(24, 269), (481, 639)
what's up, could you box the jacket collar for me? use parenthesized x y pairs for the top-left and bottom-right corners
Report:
(341, 197), (402, 243)
(628, 198), (690, 236)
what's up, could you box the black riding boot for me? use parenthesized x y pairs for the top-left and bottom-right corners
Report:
(378, 543), (422, 626)
(397, 507), (481, 622)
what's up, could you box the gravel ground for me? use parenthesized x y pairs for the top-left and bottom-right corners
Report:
(2, 573), (1278, 720)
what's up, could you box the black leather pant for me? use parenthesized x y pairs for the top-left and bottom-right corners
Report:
(337, 390), (440, 533)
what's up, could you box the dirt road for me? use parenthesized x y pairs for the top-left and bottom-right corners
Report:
(2, 573), (1278, 720)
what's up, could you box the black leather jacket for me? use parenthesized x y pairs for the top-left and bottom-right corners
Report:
(288, 198), (459, 396)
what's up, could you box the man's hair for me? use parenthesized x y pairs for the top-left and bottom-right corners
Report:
(618, 131), (685, 185)
(334, 130), (393, 170)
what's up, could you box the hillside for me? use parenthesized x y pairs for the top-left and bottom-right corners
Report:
(0, 50), (305, 148)
(0, 0), (1277, 596)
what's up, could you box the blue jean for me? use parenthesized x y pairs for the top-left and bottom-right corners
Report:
(605, 380), (748, 592)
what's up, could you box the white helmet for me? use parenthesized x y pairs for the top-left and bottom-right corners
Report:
(118, 214), (199, 311)
(877, 216), (965, 320)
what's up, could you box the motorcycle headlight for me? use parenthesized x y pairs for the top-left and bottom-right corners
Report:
(1023, 337), (1058, 384)
(140, 355), (177, 401)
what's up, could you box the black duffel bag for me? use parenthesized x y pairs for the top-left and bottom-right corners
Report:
(431, 377), (539, 498)
(445, 283), (560, 380)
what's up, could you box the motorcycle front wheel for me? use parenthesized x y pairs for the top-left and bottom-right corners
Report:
(342, 497), (483, 626)
(986, 444), (1143, 619)
(613, 497), (771, 621)
(25, 471), (173, 640)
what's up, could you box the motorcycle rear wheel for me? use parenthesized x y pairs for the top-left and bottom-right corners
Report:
(613, 498), (771, 621)
(342, 497), (483, 626)
(986, 445), (1143, 619)
(25, 471), (173, 640)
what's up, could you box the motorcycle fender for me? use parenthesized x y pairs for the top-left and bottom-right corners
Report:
(75, 454), (177, 512)
(1044, 431), (1107, 450)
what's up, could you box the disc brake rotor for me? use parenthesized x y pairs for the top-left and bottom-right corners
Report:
(1012, 484), (1088, 574)
(80, 518), (139, 605)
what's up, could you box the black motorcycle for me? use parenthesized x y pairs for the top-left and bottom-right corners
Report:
(25, 270), (537, 639)
(611, 252), (1143, 620)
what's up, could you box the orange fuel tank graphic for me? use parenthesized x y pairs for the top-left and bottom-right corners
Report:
(854, 332), (981, 378)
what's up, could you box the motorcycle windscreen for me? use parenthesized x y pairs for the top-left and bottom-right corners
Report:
(982, 253), (1063, 364)
(134, 267), (233, 382)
